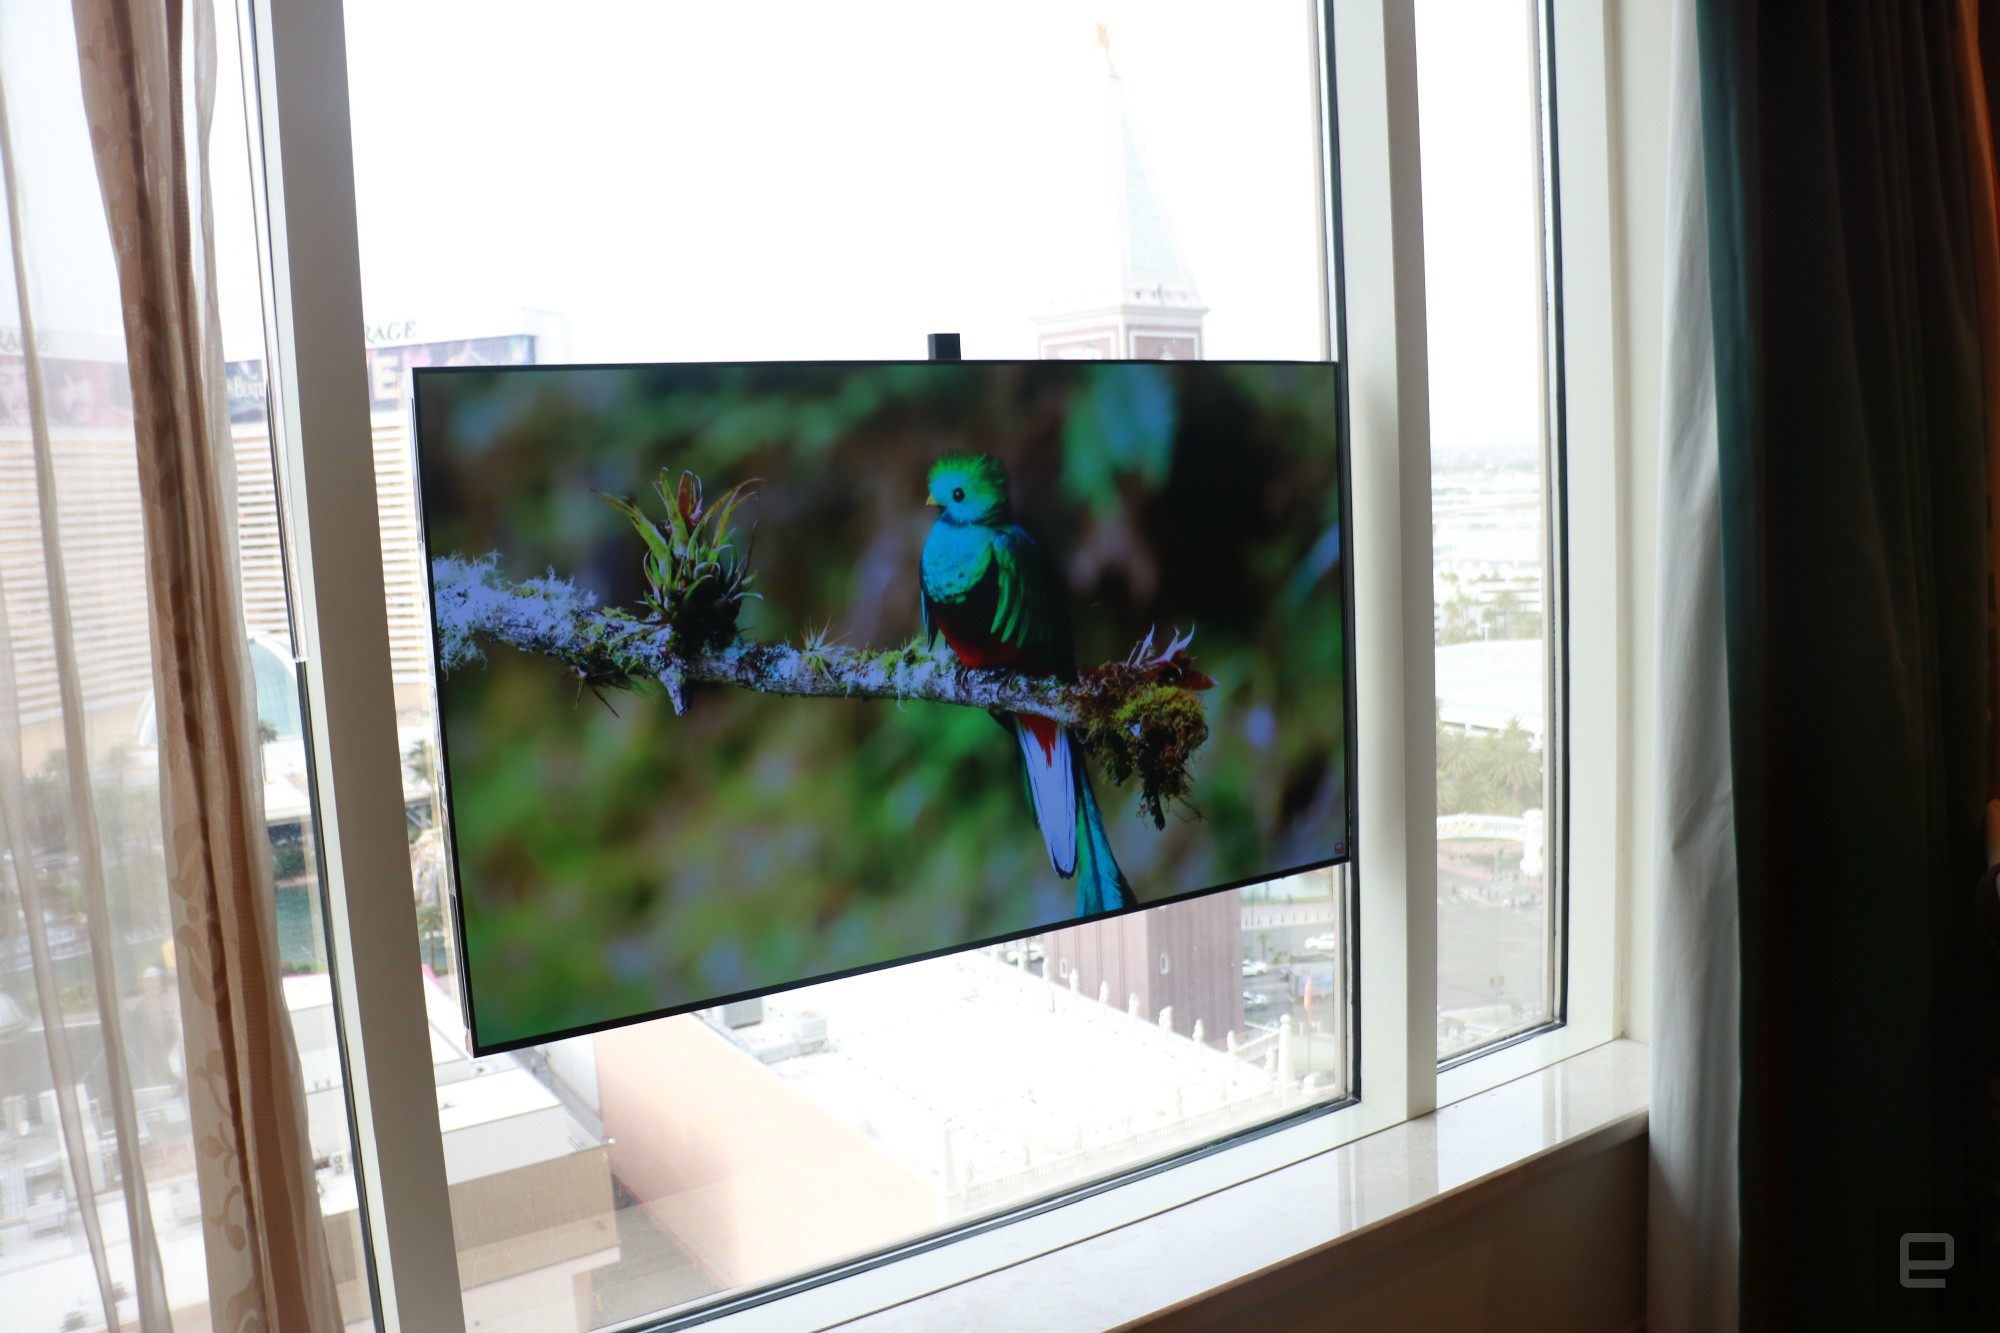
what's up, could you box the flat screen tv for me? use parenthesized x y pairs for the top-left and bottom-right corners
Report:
(414, 360), (1350, 1054)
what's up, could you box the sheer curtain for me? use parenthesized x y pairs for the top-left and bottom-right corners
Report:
(0, 0), (338, 1328)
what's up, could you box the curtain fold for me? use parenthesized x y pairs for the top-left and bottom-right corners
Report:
(1647, 4), (1739, 1330)
(0, 10), (175, 1327)
(65, 0), (342, 1327)
(1690, 0), (1997, 1322)
(1973, 11), (2000, 841)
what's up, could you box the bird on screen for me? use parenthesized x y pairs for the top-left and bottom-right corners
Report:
(919, 453), (1134, 915)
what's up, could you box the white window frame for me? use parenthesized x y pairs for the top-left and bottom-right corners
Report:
(244, 0), (1635, 1328)
(1438, 0), (1625, 1106)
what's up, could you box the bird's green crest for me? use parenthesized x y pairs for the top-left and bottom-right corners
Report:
(926, 453), (1011, 524)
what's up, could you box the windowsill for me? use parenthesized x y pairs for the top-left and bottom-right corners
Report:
(698, 1039), (1648, 1331)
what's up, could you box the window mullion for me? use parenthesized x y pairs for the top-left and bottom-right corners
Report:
(247, 1), (467, 1328)
(1332, 0), (1439, 1123)
(1547, 0), (1624, 1047)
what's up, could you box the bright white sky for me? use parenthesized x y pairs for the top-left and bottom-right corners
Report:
(15, 0), (1544, 454)
(1412, 0), (1546, 452)
(331, 1), (1329, 363)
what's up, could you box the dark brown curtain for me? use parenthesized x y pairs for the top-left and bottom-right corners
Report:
(1697, 0), (1999, 1324)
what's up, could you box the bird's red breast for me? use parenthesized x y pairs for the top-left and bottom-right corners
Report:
(937, 616), (1059, 761)
(937, 615), (1026, 672)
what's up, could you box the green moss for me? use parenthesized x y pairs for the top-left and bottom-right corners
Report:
(1076, 679), (1209, 829)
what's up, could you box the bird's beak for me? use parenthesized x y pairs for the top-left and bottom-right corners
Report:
(925, 496), (941, 507)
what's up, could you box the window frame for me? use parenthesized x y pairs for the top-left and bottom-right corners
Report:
(1436, 0), (1623, 1106)
(242, 0), (1632, 1328)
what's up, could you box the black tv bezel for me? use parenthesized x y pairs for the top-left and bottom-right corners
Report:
(410, 357), (1355, 1057)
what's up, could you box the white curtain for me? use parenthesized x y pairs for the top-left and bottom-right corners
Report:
(0, 0), (339, 1328)
(1646, 1), (1738, 1330)
(0, 9), (179, 1329)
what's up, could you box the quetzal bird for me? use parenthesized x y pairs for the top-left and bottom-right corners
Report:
(920, 454), (1134, 915)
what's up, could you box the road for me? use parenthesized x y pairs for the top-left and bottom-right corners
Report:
(1436, 865), (1548, 1023)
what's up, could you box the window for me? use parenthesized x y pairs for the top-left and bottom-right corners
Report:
(228, 0), (1629, 1327)
(337, 8), (1344, 1325)
(1414, 0), (1563, 1063)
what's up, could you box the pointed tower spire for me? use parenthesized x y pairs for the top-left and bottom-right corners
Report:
(1035, 23), (1207, 360)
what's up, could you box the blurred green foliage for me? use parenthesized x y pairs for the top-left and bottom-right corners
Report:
(416, 361), (1347, 1049)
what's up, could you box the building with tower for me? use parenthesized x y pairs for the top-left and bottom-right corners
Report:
(1031, 26), (1248, 1052)
(1032, 25), (1208, 361)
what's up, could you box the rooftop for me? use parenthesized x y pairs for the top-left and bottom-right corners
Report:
(721, 952), (1297, 1209)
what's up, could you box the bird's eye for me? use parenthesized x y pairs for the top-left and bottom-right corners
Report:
(952, 487), (965, 502)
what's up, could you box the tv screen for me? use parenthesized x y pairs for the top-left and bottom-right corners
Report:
(415, 360), (1350, 1053)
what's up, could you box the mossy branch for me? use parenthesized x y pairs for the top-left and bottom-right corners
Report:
(432, 554), (1211, 826)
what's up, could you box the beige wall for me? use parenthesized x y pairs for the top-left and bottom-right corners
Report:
(317, 1146), (617, 1326)
(450, 1147), (618, 1289)
(596, 1017), (937, 1290)
(1133, 1131), (1646, 1332)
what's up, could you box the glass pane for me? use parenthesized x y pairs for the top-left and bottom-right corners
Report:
(214, 0), (382, 1324)
(344, 2), (1343, 1324)
(1415, 0), (1559, 1061)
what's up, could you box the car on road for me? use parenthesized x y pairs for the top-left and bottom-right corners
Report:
(1241, 958), (1269, 976)
(1243, 991), (1270, 1011)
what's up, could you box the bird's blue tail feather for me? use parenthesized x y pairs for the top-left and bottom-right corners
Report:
(1074, 771), (1133, 915)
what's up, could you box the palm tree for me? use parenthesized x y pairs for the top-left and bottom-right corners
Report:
(1475, 720), (1543, 815)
